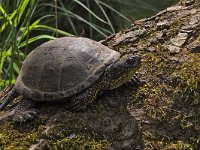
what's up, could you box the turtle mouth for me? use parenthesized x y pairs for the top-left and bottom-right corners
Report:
(126, 55), (141, 67)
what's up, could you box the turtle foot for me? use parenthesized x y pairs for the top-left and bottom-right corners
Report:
(13, 109), (38, 123)
(13, 98), (37, 123)
(68, 96), (90, 112)
(68, 85), (98, 112)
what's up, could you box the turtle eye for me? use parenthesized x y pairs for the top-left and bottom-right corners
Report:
(126, 55), (140, 65)
(127, 57), (136, 65)
(126, 55), (141, 66)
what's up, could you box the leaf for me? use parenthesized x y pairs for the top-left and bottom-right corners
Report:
(73, 0), (109, 25)
(94, 0), (115, 33)
(18, 35), (56, 48)
(35, 25), (73, 36)
(0, 5), (13, 32)
(14, 0), (29, 26)
(98, 1), (131, 23)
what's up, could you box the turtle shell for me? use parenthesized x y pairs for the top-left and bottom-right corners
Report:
(15, 37), (120, 101)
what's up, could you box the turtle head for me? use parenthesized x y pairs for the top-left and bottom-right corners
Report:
(102, 55), (141, 90)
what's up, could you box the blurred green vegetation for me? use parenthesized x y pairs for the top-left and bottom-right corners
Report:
(0, 0), (178, 89)
(0, 0), (71, 89)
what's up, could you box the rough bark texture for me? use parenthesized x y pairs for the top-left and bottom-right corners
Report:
(0, 0), (200, 149)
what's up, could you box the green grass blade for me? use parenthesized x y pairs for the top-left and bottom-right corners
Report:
(44, 3), (109, 37)
(0, 47), (12, 71)
(61, 11), (107, 37)
(99, 1), (131, 23)
(19, 19), (41, 42)
(0, 80), (16, 86)
(6, 57), (20, 74)
(86, 0), (93, 38)
(73, 0), (108, 25)
(18, 35), (56, 48)
(94, 0), (115, 33)
(59, 1), (78, 35)
(14, 0), (29, 26)
(0, 5), (13, 32)
(35, 25), (73, 36)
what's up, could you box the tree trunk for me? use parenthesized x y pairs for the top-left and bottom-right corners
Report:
(100, 0), (200, 149)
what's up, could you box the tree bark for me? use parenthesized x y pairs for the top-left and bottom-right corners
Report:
(100, 0), (200, 149)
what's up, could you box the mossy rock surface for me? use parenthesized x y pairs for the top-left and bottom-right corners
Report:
(0, 86), (142, 150)
(102, 1), (200, 149)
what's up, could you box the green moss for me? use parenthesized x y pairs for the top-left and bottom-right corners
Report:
(172, 52), (200, 105)
(45, 125), (110, 150)
(169, 16), (190, 37)
(0, 119), (110, 150)
(129, 43), (200, 148)
(51, 135), (110, 150)
(166, 141), (193, 150)
(132, 46), (200, 117)
(0, 122), (39, 150)
(145, 140), (193, 150)
(131, 44), (174, 120)
(197, 35), (200, 42)
(0, 114), (48, 150)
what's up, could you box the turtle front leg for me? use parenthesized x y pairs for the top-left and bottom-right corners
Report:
(13, 98), (37, 123)
(69, 85), (99, 111)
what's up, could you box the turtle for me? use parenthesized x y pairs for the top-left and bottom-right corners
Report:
(0, 37), (141, 123)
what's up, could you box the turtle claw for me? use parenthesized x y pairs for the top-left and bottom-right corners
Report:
(13, 110), (38, 123)
(130, 74), (143, 85)
(12, 99), (37, 123)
